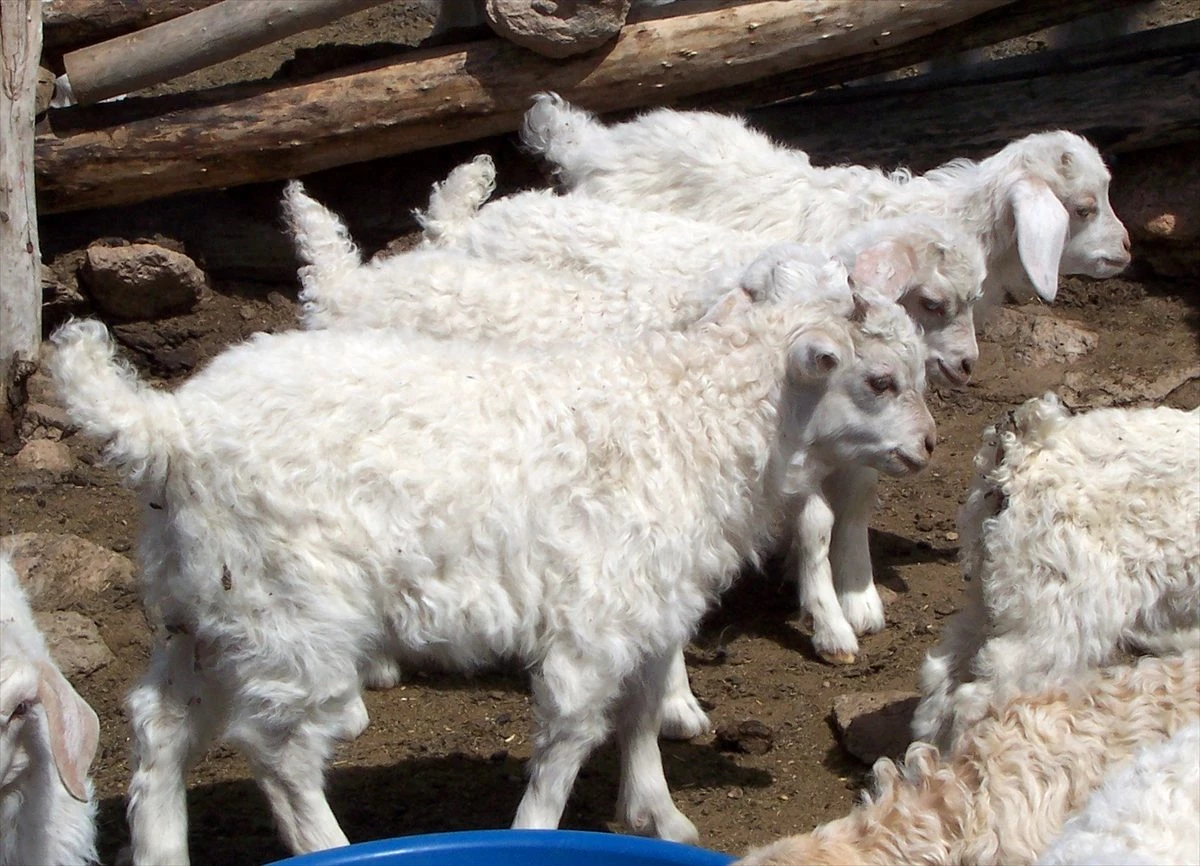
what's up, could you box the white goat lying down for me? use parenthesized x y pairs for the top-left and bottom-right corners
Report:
(0, 551), (101, 866)
(414, 154), (987, 389)
(521, 92), (1131, 305)
(285, 177), (940, 737)
(736, 651), (1200, 866)
(1036, 721), (1200, 866)
(49, 287), (932, 861)
(913, 393), (1200, 751)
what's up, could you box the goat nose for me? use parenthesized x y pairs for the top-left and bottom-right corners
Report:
(960, 358), (974, 378)
(1122, 233), (1131, 253)
(924, 433), (937, 456)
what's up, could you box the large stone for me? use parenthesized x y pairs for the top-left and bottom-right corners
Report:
(831, 690), (920, 764)
(32, 611), (115, 679)
(982, 307), (1098, 367)
(14, 439), (74, 477)
(80, 242), (207, 322)
(484, 0), (631, 58)
(4, 532), (136, 607)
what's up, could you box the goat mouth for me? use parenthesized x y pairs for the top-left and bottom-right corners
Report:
(889, 449), (928, 475)
(936, 360), (970, 387)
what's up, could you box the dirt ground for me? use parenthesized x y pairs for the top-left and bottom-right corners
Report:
(6, 4), (1200, 864)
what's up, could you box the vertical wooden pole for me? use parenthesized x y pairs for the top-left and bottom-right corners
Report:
(1, 0), (43, 415)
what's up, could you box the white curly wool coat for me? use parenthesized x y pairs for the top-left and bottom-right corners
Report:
(0, 552), (100, 866)
(521, 92), (1130, 306)
(1037, 721), (1200, 866)
(913, 393), (1200, 750)
(737, 652), (1200, 866)
(49, 289), (931, 863)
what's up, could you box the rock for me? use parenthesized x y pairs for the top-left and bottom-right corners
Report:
(5, 532), (136, 606)
(1062, 364), (1200, 408)
(983, 307), (1097, 366)
(484, 0), (631, 58)
(20, 401), (73, 439)
(80, 242), (207, 322)
(714, 719), (775, 755)
(1109, 143), (1200, 278)
(14, 439), (74, 476)
(33, 611), (115, 678)
(831, 690), (920, 764)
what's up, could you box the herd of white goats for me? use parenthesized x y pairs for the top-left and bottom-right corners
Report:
(3, 93), (1198, 866)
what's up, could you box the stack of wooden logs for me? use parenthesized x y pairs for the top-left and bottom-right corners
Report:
(3, 0), (1195, 410)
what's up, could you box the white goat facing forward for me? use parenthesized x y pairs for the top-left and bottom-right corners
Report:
(913, 393), (1200, 751)
(49, 288), (932, 863)
(521, 92), (1130, 306)
(736, 652), (1200, 866)
(0, 552), (101, 866)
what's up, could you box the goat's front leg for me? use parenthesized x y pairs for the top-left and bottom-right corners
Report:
(658, 646), (711, 741)
(795, 494), (858, 664)
(825, 466), (885, 635)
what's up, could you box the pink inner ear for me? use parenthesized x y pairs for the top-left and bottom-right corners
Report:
(36, 660), (99, 803)
(851, 242), (916, 301)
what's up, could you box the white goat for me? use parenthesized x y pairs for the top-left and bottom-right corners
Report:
(285, 179), (850, 343)
(415, 154), (987, 388)
(286, 176), (943, 736)
(1036, 721), (1200, 866)
(913, 393), (1200, 751)
(0, 551), (101, 866)
(521, 92), (1131, 306)
(48, 289), (933, 862)
(736, 652), (1200, 866)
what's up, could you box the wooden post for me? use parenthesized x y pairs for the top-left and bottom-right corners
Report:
(1, 0), (43, 415)
(61, 0), (395, 105)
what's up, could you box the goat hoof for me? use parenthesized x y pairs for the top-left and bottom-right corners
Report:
(819, 649), (857, 665)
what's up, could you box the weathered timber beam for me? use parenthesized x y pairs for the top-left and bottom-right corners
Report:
(42, 0), (218, 54)
(34, 0), (1013, 213)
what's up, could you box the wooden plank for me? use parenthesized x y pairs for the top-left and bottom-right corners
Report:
(42, 0), (217, 53)
(746, 20), (1200, 170)
(61, 0), (395, 105)
(1, 0), (43, 413)
(34, 0), (1013, 213)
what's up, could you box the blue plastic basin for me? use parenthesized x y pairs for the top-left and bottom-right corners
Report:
(267, 829), (736, 866)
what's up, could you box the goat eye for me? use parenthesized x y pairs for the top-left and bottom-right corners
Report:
(867, 375), (896, 395)
(1074, 205), (1095, 219)
(8, 701), (31, 721)
(919, 297), (947, 315)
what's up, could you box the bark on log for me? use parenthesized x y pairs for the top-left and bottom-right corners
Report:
(34, 0), (1013, 213)
(1, 0), (43, 412)
(61, 0), (395, 105)
(747, 19), (1200, 170)
(42, 0), (218, 54)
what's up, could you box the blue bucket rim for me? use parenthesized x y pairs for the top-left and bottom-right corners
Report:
(266, 829), (735, 866)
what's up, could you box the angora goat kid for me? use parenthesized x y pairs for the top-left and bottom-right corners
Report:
(912, 393), (1200, 751)
(0, 552), (100, 866)
(1036, 721), (1200, 866)
(737, 652), (1200, 866)
(49, 288), (933, 862)
(522, 92), (1130, 306)
(415, 154), (986, 388)
(285, 178), (853, 344)
(286, 174), (940, 735)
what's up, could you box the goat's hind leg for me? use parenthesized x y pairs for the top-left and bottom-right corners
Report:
(127, 635), (225, 866)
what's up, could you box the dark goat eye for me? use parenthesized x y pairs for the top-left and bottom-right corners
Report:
(1075, 205), (1095, 219)
(868, 375), (897, 395)
(920, 297), (947, 315)
(9, 701), (31, 721)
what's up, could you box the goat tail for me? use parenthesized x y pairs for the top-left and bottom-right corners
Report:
(281, 180), (363, 288)
(414, 154), (497, 245)
(48, 319), (180, 490)
(519, 91), (610, 187)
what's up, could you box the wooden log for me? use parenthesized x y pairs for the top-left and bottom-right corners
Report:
(42, 0), (218, 54)
(747, 18), (1200, 170)
(34, 0), (1014, 213)
(1, 0), (43, 414)
(61, 0), (395, 105)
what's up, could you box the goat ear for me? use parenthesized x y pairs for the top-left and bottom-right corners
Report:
(35, 660), (99, 802)
(787, 328), (846, 381)
(849, 240), (917, 301)
(697, 288), (752, 325)
(1009, 176), (1068, 302)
